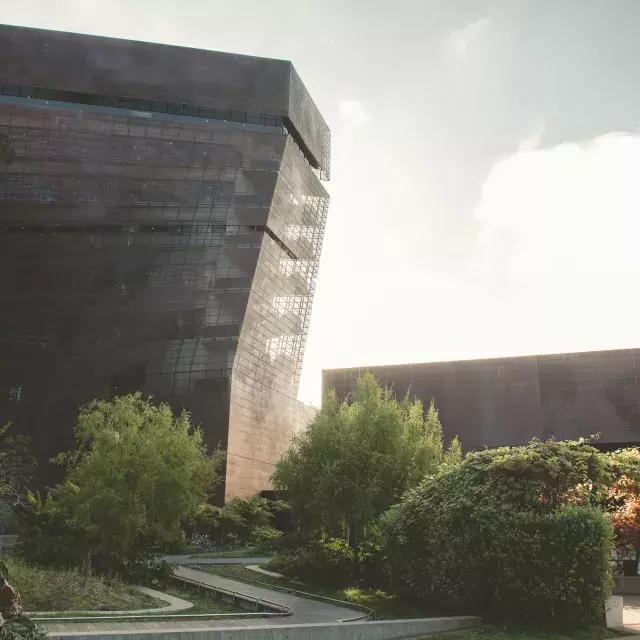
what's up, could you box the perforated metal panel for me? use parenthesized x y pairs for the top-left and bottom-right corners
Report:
(0, 26), (329, 500)
(324, 348), (640, 451)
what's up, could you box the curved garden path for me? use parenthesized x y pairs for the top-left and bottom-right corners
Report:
(42, 558), (363, 636)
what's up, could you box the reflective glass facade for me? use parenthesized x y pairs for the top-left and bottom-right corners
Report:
(0, 25), (329, 500)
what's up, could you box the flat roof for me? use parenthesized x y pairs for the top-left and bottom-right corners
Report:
(323, 346), (640, 374)
(0, 23), (330, 178)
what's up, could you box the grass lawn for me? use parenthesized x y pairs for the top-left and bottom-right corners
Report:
(200, 564), (439, 620)
(6, 556), (162, 612)
(34, 583), (242, 620)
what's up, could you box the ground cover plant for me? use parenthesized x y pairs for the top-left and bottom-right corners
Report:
(5, 556), (161, 612)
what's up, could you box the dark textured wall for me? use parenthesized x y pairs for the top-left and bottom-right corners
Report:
(0, 26), (329, 500)
(323, 348), (640, 450)
(0, 24), (330, 178)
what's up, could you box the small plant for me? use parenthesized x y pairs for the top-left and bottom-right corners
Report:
(249, 525), (283, 551)
(1, 616), (47, 640)
(0, 557), (46, 640)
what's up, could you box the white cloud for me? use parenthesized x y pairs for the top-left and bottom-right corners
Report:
(474, 131), (640, 301)
(517, 121), (546, 152)
(445, 17), (490, 57)
(337, 99), (371, 129)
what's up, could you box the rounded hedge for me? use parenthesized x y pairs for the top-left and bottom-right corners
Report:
(382, 441), (614, 625)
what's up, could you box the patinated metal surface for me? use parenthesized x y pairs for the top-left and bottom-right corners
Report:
(0, 25), (329, 499)
(323, 348), (640, 450)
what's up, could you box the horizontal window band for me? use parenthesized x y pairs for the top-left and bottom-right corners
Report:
(0, 84), (321, 172)
(1, 222), (299, 258)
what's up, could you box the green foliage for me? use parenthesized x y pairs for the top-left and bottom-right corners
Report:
(0, 423), (37, 509)
(273, 373), (461, 544)
(14, 491), (90, 567)
(383, 439), (614, 626)
(1, 616), (47, 640)
(608, 448), (640, 481)
(427, 438), (609, 513)
(248, 525), (283, 551)
(265, 499), (294, 535)
(270, 535), (387, 589)
(16, 393), (224, 575)
(3, 555), (160, 612)
(443, 436), (463, 467)
(269, 537), (357, 587)
(190, 496), (281, 548)
(356, 539), (386, 587)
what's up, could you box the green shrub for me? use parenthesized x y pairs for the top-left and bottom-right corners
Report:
(1, 616), (47, 640)
(269, 537), (357, 587)
(190, 496), (286, 548)
(383, 443), (615, 626)
(356, 539), (387, 588)
(265, 500), (294, 535)
(269, 536), (387, 589)
(14, 492), (90, 567)
(266, 551), (298, 576)
(116, 554), (174, 587)
(249, 525), (283, 551)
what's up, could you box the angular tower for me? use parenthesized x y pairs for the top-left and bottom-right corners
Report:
(0, 25), (330, 500)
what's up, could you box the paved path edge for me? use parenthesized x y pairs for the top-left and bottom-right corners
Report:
(44, 614), (482, 639)
(27, 586), (193, 617)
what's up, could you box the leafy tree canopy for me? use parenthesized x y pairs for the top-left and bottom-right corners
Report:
(272, 372), (461, 544)
(17, 393), (224, 571)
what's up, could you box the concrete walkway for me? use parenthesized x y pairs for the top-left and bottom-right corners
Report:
(41, 565), (363, 636)
(163, 554), (271, 565)
(623, 595), (640, 632)
(175, 565), (361, 622)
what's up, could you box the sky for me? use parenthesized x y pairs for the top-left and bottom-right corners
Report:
(3, 0), (640, 405)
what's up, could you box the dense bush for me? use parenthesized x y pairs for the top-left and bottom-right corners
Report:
(269, 536), (387, 588)
(269, 538), (357, 587)
(356, 539), (387, 588)
(14, 492), (90, 567)
(249, 525), (283, 551)
(189, 496), (283, 548)
(383, 440), (614, 626)
(15, 394), (224, 577)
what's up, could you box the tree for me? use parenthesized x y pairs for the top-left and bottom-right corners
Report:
(272, 372), (461, 545)
(17, 394), (224, 572)
(0, 424), (36, 507)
